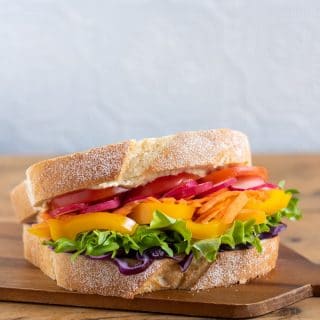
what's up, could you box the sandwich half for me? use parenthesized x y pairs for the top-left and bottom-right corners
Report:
(10, 129), (301, 298)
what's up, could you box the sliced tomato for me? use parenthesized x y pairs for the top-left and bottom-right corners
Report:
(51, 187), (128, 209)
(125, 173), (199, 201)
(202, 166), (268, 184)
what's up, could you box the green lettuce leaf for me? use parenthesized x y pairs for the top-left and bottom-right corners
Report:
(280, 192), (302, 221)
(132, 226), (174, 256)
(133, 211), (192, 256)
(278, 181), (302, 221)
(192, 238), (220, 261)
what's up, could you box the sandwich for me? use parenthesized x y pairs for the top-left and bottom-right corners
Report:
(10, 129), (301, 298)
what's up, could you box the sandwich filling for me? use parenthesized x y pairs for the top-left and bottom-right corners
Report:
(29, 165), (301, 275)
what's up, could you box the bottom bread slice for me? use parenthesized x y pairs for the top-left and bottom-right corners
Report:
(23, 225), (279, 298)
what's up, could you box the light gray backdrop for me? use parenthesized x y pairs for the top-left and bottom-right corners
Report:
(0, 0), (319, 154)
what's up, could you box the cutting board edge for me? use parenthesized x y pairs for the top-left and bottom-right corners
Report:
(0, 283), (314, 318)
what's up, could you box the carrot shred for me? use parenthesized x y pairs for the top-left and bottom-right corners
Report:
(220, 193), (249, 224)
(211, 198), (235, 221)
(113, 201), (142, 216)
(195, 195), (239, 223)
(197, 190), (240, 214)
(195, 199), (228, 222)
(195, 188), (229, 204)
(113, 196), (203, 216)
(195, 206), (225, 223)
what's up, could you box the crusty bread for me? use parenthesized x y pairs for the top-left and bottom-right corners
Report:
(11, 181), (38, 223)
(11, 129), (251, 222)
(23, 225), (279, 298)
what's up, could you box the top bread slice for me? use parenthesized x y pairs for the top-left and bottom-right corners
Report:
(10, 128), (251, 222)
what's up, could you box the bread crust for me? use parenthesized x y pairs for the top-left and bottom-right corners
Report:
(185, 236), (279, 290)
(23, 226), (279, 299)
(12, 129), (251, 222)
(26, 140), (133, 206)
(10, 182), (38, 223)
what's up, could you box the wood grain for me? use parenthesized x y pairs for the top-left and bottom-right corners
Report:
(1, 299), (319, 320)
(0, 155), (319, 319)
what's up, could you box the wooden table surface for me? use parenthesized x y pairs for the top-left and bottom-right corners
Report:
(0, 155), (319, 320)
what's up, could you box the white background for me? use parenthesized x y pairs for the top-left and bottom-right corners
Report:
(0, 0), (319, 154)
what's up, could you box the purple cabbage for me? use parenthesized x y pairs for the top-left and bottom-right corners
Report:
(259, 223), (287, 239)
(87, 247), (193, 275)
(178, 253), (194, 272)
(145, 248), (193, 272)
(88, 252), (152, 275)
(113, 253), (152, 275)
(145, 247), (168, 259)
(219, 243), (253, 252)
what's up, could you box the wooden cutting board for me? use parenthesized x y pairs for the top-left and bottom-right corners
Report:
(0, 222), (319, 318)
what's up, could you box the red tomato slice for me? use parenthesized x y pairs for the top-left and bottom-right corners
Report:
(51, 187), (128, 209)
(202, 166), (268, 184)
(125, 173), (199, 201)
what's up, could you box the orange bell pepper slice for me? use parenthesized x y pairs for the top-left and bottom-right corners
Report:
(129, 201), (195, 224)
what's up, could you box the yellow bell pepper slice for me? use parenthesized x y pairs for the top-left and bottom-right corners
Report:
(48, 212), (137, 240)
(236, 209), (267, 224)
(29, 212), (137, 240)
(186, 220), (229, 240)
(129, 201), (195, 224)
(245, 189), (291, 215)
(28, 222), (51, 238)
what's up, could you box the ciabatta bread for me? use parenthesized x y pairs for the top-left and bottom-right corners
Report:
(23, 225), (279, 298)
(11, 129), (251, 222)
(11, 181), (38, 223)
